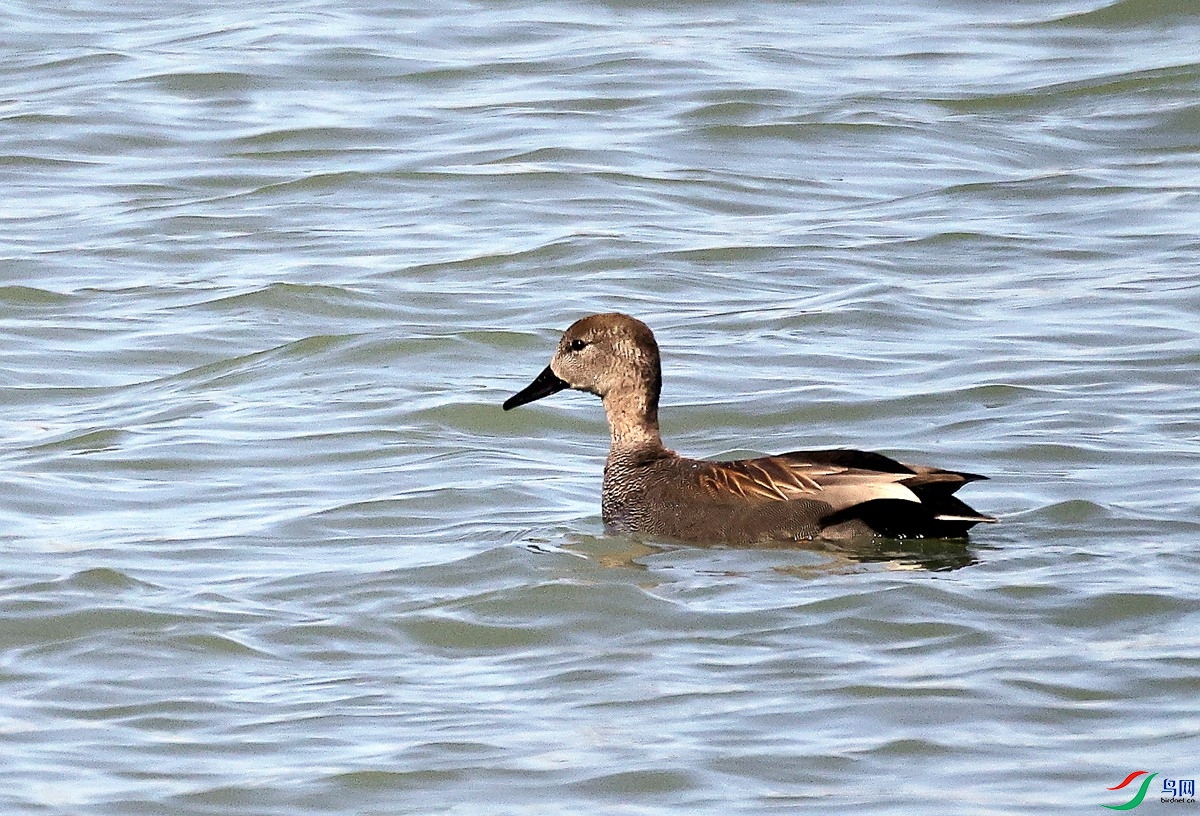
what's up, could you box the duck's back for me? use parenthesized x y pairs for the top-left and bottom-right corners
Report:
(602, 446), (994, 545)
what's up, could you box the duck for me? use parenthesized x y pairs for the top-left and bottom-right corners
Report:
(503, 313), (995, 545)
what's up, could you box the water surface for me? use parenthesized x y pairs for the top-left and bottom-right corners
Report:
(3, 0), (1199, 813)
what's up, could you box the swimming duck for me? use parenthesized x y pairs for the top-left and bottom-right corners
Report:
(503, 313), (995, 544)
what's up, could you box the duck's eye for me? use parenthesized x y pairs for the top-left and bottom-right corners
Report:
(568, 339), (588, 352)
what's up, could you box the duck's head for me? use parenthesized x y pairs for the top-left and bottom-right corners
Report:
(502, 313), (662, 412)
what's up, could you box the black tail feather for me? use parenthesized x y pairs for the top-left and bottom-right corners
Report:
(823, 495), (995, 539)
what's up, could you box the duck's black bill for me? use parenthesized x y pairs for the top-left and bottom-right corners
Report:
(503, 366), (569, 411)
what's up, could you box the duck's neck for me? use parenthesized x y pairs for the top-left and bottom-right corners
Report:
(602, 387), (666, 453)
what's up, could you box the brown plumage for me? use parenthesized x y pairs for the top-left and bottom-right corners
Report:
(503, 313), (995, 545)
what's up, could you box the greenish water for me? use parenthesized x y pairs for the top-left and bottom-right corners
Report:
(3, 0), (1199, 813)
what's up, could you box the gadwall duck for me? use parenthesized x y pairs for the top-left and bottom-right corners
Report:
(503, 313), (995, 544)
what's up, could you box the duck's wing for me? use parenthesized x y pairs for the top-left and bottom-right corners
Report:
(696, 448), (916, 508)
(771, 447), (988, 483)
(696, 448), (995, 535)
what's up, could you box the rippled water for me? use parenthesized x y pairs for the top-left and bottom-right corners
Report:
(3, 0), (1200, 812)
